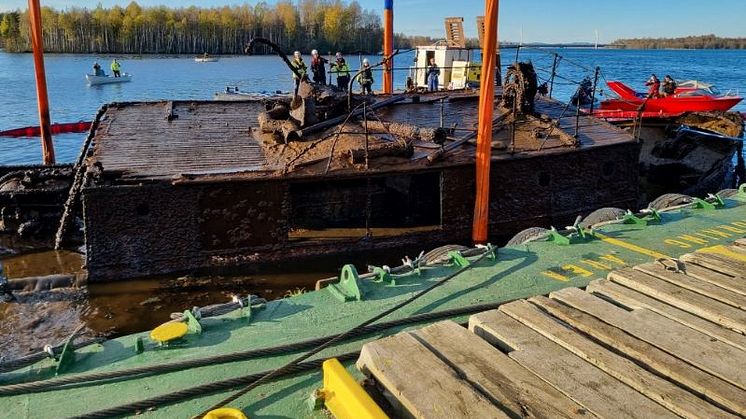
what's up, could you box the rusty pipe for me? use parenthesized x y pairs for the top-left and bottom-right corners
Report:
(28, 0), (55, 165)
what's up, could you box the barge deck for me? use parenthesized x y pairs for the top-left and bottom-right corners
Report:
(2, 190), (746, 418)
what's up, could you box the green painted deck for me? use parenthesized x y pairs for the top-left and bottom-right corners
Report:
(3, 194), (746, 418)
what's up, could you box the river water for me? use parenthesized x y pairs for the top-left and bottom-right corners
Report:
(1, 48), (745, 360)
(1, 48), (745, 164)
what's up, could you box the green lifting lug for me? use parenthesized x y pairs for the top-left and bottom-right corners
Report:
(54, 336), (77, 375)
(693, 197), (721, 210)
(328, 264), (364, 302)
(134, 337), (145, 354)
(183, 309), (202, 334)
(547, 227), (571, 245)
(623, 212), (647, 225)
(370, 266), (394, 285)
(448, 251), (470, 267)
(646, 208), (662, 223)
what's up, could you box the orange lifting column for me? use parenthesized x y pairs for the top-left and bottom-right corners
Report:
(383, 0), (393, 94)
(28, 0), (55, 165)
(472, 0), (499, 244)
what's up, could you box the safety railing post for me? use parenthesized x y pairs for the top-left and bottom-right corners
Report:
(549, 53), (558, 98)
(588, 66), (600, 115)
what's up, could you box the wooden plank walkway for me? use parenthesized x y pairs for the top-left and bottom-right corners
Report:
(357, 244), (746, 419)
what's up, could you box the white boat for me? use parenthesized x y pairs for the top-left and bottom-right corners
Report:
(86, 73), (132, 85)
(195, 56), (219, 63)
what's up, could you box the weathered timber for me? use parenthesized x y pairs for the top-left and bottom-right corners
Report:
(411, 321), (592, 419)
(551, 286), (746, 390)
(607, 268), (746, 333)
(357, 331), (509, 419)
(469, 309), (679, 419)
(542, 288), (746, 416)
(346, 141), (413, 164)
(587, 279), (746, 351)
(291, 95), (407, 139)
(512, 297), (736, 419)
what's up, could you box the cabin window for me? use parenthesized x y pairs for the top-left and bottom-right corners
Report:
(288, 173), (441, 240)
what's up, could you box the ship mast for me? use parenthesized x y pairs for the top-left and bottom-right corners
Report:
(28, 0), (55, 165)
(472, 0), (499, 244)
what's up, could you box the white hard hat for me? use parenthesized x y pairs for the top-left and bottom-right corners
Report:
(311, 49), (318, 56)
(363, 58), (369, 65)
(294, 51), (301, 57)
(336, 52), (343, 58)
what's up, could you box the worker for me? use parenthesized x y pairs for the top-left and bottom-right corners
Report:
(359, 58), (374, 95)
(310, 49), (328, 85)
(92, 61), (104, 76)
(426, 57), (440, 91)
(111, 59), (121, 78)
(330, 52), (351, 91)
(644, 74), (660, 99)
(291, 51), (307, 92)
(662, 75), (677, 97)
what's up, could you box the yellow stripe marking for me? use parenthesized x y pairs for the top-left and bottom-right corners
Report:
(594, 232), (670, 259)
(698, 245), (746, 262)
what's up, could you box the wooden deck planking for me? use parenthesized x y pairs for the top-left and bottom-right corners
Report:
(411, 321), (592, 419)
(469, 310), (679, 419)
(356, 247), (746, 418)
(608, 268), (746, 333)
(587, 279), (746, 351)
(633, 262), (746, 309)
(551, 286), (746, 390)
(501, 298), (736, 419)
(356, 331), (509, 419)
(679, 252), (746, 278)
(670, 261), (746, 297)
(91, 101), (269, 179)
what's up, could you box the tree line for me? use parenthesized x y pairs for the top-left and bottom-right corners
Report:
(0, 1), (396, 55)
(610, 34), (746, 49)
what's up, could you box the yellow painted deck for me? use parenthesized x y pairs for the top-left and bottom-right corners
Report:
(356, 242), (746, 419)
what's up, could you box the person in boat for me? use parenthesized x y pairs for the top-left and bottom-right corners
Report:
(310, 49), (328, 85)
(426, 57), (440, 92)
(291, 51), (308, 93)
(662, 75), (677, 97)
(644, 74), (660, 98)
(331, 52), (351, 91)
(92, 62), (105, 77)
(359, 58), (374, 95)
(111, 59), (121, 78)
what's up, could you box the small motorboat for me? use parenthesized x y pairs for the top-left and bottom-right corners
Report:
(86, 73), (132, 85)
(195, 55), (219, 63)
(595, 80), (742, 116)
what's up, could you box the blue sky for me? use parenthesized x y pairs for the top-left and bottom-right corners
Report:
(2, 0), (745, 43)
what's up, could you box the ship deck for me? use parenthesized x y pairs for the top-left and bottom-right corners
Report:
(2, 193), (746, 418)
(87, 94), (634, 183)
(358, 248), (746, 418)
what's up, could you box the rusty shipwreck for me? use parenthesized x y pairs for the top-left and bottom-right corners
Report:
(36, 57), (637, 281)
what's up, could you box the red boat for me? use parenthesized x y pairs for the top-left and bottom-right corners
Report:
(0, 121), (91, 138)
(596, 80), (742, 116)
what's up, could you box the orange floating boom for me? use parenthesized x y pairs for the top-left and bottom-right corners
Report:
(28, 0), (55, 165)
(383, 0), (394, 94)
(472, 0), (499, 244)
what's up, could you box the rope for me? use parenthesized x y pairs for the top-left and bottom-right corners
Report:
(195, 247), (494, 417)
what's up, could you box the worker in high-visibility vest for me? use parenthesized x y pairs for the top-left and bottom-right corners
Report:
(111, 59), (122, 78)
(330, 52), (351, 91)
(291, 51), (307, 93)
